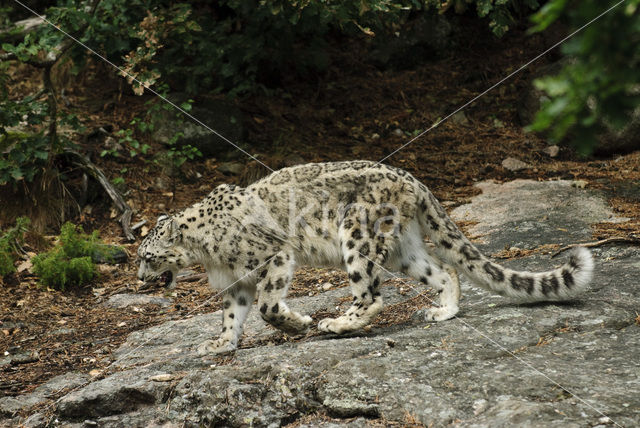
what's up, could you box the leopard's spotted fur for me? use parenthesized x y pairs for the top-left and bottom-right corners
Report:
(137, 161), (593, 354)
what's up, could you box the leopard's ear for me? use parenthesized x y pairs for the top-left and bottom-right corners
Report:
(157, 213), (170, 223)
(160, 216), (182, 245)
(168, 218), (182, 243)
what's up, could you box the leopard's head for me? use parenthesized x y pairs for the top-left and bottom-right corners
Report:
(137, 215), (185, 288)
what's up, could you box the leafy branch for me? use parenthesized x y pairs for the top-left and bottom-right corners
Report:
(527, 0), (640, 154)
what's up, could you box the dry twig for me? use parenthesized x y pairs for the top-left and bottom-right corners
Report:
(552, 235), (640, 258)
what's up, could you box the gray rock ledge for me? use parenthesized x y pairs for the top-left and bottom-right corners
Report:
(2, 180), (639, 427)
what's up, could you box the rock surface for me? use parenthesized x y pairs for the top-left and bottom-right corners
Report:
(3, 180), (639, 427)
(101, 293), (172, 309)
(542, 145), (560, 158)
(450, 179), (627, 251)
(501, 157), (530, 172)
(0, 372), (89, 419)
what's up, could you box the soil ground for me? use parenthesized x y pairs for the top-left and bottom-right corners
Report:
(1, 18), (639, 424)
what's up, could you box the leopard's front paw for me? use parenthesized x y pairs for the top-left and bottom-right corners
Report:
(297, 314), (314, 332)
(196, 338), (237, 356)
(423, 306), (458, 322)
(279, 314), (313, 335)
(318, 316), (354, 334)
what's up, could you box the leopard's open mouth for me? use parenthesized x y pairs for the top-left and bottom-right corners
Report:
(159, 271), (173, 287)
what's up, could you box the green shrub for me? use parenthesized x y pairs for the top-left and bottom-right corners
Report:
(0, 59), (51, 186)
(32, 222), (121, 289)
(0, 248), (13, 277)
(528, 0), (640, 154)
(4, 1), (538, 101)
(115, 0), (540, 96)
(58, 222), (105, 260)
(32, 250), (95, 289)
(2, 0), (540, 184)
(0, 217), (30, 276)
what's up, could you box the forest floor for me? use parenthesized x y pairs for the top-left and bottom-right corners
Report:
(2, 18), (640, 422)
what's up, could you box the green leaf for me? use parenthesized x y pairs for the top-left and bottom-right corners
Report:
(529, 0), (568, 33)
(34, 150), (49, 160)
(10, 168), (23, 181)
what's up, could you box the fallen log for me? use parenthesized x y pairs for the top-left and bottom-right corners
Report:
(0, 16), (46, 44)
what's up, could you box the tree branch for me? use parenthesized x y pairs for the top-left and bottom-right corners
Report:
(551, 235), (640, 258)
(61, 150), (136, 241)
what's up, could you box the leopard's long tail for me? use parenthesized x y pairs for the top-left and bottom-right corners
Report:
(417, 189), (593, 300)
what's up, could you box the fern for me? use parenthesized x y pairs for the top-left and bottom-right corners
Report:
(32, 222), (122, 289)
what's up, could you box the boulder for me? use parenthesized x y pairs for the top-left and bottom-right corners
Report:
(3, 180), (640, 427)
(102, 293), (172, 309)
(501, 157), (530, 172)
(0, 372), (89, 418)
(450, 179), (627, 251)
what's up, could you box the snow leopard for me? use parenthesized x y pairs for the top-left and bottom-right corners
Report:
(137, 160), (593, 355)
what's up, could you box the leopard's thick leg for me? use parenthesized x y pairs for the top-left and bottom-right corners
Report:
(421, 263), (460, 321)
(197, 283), (256, 355)
(400, 248), (460, 321)
(318, 217), (390, 334)
(256, 251), (312, 335)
